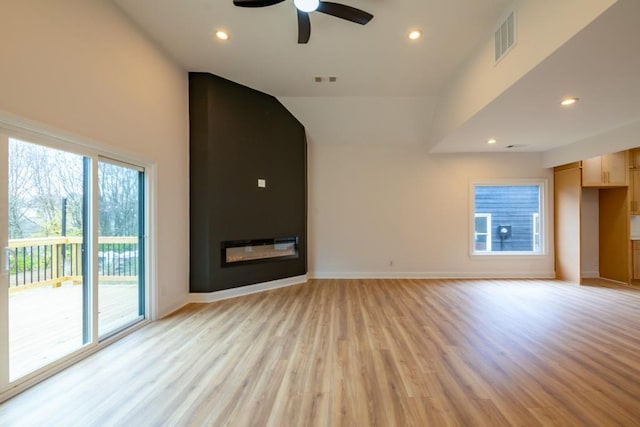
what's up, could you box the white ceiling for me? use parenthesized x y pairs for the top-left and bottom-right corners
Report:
(113, 0), (512, 97)
(431, 0), (640, 154)
(113, 0), (640, 155)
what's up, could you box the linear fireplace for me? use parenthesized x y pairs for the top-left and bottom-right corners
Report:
(222, 237), (299, 267)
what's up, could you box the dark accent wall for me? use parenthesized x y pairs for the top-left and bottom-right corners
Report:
(189, 72), (307, 293)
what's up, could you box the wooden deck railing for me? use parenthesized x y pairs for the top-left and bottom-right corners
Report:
(8, 236), (139, 289)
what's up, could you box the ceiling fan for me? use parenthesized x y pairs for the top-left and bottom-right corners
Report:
(232, 0), (374, 44)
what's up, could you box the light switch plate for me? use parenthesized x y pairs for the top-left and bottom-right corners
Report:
(258, 179), (266, 188)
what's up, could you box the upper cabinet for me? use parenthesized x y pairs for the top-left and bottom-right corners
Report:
(630, 148), (640, 169)
(582, 151), (629, 187)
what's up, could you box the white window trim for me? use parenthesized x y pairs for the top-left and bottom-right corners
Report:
(470, 179), (548, 257)
(532, 212), (541, 253)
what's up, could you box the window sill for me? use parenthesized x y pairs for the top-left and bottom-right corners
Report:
(471, 251), (547, 259)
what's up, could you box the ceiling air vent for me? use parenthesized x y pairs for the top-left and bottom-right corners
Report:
(494, 10), (516, 63)
(314, 76), (338, 83)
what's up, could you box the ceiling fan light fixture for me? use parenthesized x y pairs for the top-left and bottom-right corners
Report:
(294, 0), (319, 12)
(233, 0), (373, 43)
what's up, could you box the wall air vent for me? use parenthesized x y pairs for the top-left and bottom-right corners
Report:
(494, 10), (516, 63)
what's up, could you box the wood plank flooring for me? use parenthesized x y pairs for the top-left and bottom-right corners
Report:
(1, 279), (640, 426)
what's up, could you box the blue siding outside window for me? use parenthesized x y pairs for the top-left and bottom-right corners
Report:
(474, 185), (541, 253)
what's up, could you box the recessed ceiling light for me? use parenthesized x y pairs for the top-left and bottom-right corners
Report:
(215, 30), (229, 41)
(561, 97), (579, 107)
(408, 30), (422, 40)
(487, 138), (497, 145)
(294, 0), (319, 12)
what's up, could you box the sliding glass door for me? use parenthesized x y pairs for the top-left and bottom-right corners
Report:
(6, 138), (89, 381)
(0, 133), (147, 388)
(98, 159), (144, 338)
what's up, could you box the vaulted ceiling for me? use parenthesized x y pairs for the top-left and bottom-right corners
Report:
(113, 0), (512, 96)
(113, 0), (640, 160)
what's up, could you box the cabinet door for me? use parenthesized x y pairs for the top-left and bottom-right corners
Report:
(605, 151), (628, 186)
(634, 241), (640, 280)
(599, 188), (630, 283)
(555, 167), (582, 283)
(631, 170), (640, 214)
(629, 148), (640, 169)
(582, 156), (604, 187)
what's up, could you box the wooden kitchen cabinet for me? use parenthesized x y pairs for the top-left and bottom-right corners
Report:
(633, 241), (640, 280)
(582, 151), (629, 187)
(555, 161), (631, 285)
(629, 148), (640, 168)
(599, 188), (630, 283)
(631, 169), (640, 214)
(554, 164), (582, 284)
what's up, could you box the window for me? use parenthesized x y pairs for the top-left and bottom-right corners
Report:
(472, 182), (545, 255)
(474, 213), (492, 252)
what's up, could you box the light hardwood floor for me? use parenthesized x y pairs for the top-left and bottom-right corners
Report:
(1, 279), (640, 426)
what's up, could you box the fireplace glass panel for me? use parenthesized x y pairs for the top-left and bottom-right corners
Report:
(223, 237), (298, 266)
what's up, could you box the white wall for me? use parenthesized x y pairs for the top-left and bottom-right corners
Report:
(280, 96), (554, 278)
(306, 141), (554, 278)
(581, 189), (600, 278)
(279, 97), (438, 146)
(0, 0), (189, 317)
(543, 119), (640, 168)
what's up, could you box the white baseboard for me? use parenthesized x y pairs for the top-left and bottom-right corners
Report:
(188, 274), (308, 303)
(187, 271), (557, 304)
(308, 271), (556, 280)
(581, 270), (600, 279)
(158, 301), (190, 319)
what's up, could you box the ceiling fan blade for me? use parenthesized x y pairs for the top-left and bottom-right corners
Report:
(316, 2), (373, 25)
(233, 0), (285, 7)
(297, 10), (311, 44)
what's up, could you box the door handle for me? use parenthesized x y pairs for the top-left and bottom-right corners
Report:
(3, 247), (11, 272)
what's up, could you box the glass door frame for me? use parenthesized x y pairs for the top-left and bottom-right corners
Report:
(96, 156), (146, 341)
(0, 133), (10, 388)
(0, 122), (153, 400)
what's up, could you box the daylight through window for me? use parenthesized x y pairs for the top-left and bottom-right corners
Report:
(472, 183), (544, 255)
